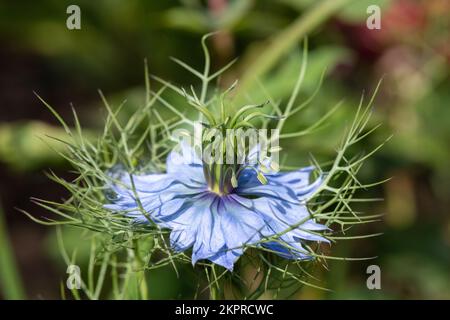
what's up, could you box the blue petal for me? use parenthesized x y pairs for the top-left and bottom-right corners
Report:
(170, 228), (195, 252)
(219, 194), (266, 251)
(206, 248), (241, 271)
(166, 141), (204, 183)
(267, 166), (323, 199)
(262, 241), (312, 260)
(236, 167), (328, 260)
(236, 170), (299, 203)
(167, 194), (266, 270)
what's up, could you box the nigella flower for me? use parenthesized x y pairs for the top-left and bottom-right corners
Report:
(105, 143), (329, 271)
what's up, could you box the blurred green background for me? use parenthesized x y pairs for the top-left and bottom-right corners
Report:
(0, 0), (449, 299)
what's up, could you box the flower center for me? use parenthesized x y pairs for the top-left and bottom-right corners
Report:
(203, 162), (236, 196)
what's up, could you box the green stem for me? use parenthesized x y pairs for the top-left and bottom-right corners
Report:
(134, 243), (149, 300)
(210, 285), (218, 300)
(235, 0), (351, 99)
(0, 202), (25, 299)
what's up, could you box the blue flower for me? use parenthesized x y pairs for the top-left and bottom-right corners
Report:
(105, 143), (329, 271)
